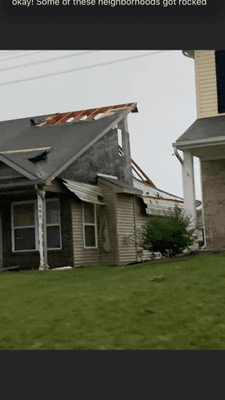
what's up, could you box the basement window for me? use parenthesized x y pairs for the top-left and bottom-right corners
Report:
(82, 202), (97, 248)
(11, 199), (61, 252)
(215, 51), (225, 114)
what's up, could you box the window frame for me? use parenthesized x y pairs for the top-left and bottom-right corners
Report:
(11, 198), (62, 253)
(82, 202), (98, 249)
(11, 200), (38, 253)
(46, 198), (62, 251)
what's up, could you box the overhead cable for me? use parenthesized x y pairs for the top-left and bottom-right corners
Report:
(0, 51), (100, 72)
(0, 50), (50, 62)
(0, 51), (169, 87)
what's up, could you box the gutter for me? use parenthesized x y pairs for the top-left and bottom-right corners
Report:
(182, 50), (194, 59)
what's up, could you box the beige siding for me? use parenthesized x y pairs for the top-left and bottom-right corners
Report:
(117, 194), (137, 265)
(98, 184), (119, 265)
(0, 162), (24, 179)
(195, 50), (218, 119)
(71, 199), (102, 266)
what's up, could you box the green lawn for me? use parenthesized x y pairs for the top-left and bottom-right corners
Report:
(1, 254), (225, 349)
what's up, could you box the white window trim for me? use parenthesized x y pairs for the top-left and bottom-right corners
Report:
(82, 202), (98, 249)
(11, 198), (62, 253)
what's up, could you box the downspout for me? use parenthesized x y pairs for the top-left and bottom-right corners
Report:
(173, 146), (183, 165)
(35, 185), (49, 270)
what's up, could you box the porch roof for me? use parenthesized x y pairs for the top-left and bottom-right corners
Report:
(175, 115), (225, 148)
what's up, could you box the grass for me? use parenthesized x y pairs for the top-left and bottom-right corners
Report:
(1, 254), (225, 349)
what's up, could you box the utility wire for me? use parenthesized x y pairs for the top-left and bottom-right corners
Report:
(0, 51), (24, 58)
(0, 50), (50, 62)
(0, 51), (168, 87)
(0, 51), (100, 72)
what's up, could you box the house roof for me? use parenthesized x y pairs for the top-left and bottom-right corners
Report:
(0, 103), (137, 185)
(98, 175), (142, 195)
(175, 115), (225, 146)
(133, 177), (183, 202)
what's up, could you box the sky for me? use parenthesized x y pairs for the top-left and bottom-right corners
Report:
(0, 50), (200, 201)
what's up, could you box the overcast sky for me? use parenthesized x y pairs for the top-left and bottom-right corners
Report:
(0, 50), (200, 201)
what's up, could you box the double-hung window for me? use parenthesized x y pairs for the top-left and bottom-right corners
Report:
(12, 199), (61, 252)
(46, 199), (61, 249)
(12, 201), (36, 251)
(83, 202), (97, 248)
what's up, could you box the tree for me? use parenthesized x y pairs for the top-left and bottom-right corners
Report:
(142, 205), (195, 257)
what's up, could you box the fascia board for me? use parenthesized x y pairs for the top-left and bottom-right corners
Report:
(172, 136), (225, 150)
(0, 154), (38, 180)
(45, 110), (131, 183)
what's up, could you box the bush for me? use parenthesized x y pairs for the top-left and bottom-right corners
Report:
(142, 206), (195, 257)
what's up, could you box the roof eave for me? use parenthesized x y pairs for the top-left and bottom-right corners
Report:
(173, 136), (225, 150)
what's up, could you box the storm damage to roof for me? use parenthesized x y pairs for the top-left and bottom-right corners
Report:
(0, 103), (137, 184)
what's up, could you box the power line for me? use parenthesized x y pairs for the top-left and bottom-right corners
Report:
(0, 51), (24, 59)
(0, 50), (50, 62)
(0, 51), (100, 73)
(0, 51), (169, 87)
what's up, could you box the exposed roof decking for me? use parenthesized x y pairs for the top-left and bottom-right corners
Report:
(0, 103), (138, 184)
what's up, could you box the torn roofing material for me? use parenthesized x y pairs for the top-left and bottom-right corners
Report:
(133, 177), (183, 202)
(61, 179), (105, 205)
(0, 105), (134, 182)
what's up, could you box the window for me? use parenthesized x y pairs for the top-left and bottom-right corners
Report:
(215, 51), (225, 114)
(12, 199), (61, 252)
(83, 202), (97, 248)
(46, 199), (61, 249)
(12, 201), (36, 251)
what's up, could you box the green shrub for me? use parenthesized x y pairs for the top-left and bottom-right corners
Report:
(142, 206), (194, 257)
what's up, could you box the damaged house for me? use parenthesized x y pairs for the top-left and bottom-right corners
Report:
(0, 102), (184, 271)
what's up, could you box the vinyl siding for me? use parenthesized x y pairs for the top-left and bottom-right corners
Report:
(98, 184), (119, 265)
(117, 194), (137, 265)
(195, 50), (218, 119)
(71, 199), (102, 266)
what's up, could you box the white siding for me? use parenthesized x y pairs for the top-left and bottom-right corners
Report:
(195, 50), (218, 119)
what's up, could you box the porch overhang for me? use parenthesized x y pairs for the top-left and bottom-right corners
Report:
(173, 138), (225, 161)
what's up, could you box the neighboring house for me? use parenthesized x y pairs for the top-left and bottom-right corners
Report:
(0, 102), (185, 271)
(173, 50), (225, 250)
